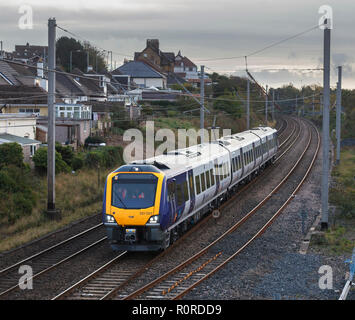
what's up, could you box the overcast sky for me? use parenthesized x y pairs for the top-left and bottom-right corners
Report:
(1, 0), (355, 89)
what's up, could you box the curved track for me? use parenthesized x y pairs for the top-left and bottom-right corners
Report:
(53, 116), (312, 300)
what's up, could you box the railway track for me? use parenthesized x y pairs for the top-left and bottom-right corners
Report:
(53, 116), (307, 300)
(118, 118), (319, 300)
(0, 222), (106, 299)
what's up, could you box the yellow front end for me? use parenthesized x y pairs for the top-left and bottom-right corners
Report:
(105, 171), (164, 226)
(103, 168), (168, 251)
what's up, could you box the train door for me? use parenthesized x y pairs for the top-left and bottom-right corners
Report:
(168, 179), (177, 224)
(188, 169), (195, 214)
(213, 158), (221, 196)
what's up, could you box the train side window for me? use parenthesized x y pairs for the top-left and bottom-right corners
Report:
(201, 173), (206, 191)
(183, 180), (189, 201)
(195, 175), (201, 194)
(210, 168), (215, 185)
(206, 170), (211, 188)
(232, 158), (236, 172)
(176, 183), (184, 206)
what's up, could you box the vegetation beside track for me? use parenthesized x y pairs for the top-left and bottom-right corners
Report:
(311, 146), (355, 255)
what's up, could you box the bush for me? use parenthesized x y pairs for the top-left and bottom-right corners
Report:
(55, 143), (74, 166)
(84, 146), (123, 169)
(72, 153), (84, 171)
(100, 146), (123, 168)
(84, 150), (102, 168)
(0, 143), (23, 169)
(32, 147), (70, 174)
(0, 165), (37, 223)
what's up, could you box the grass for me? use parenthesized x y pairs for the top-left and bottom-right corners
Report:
(0, 167), (112, 253)
(312, 146), (355, 255)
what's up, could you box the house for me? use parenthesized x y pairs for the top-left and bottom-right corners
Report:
(0, 113), (41, 161)
(13, 43), (47, 63)
(174, 50), (198, 80)
(112, 61), (167, 89)
(134, 39), (175, 73)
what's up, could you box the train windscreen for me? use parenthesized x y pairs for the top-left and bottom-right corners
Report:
(111, 173), (158, 209)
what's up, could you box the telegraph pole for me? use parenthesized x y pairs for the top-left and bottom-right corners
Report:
(247, 78), (250, 130)
(47, 18), (59, 218)
(336, 66), (342, 165)
(265, 85), (268, 124)
(321, 19), (331, 230)
(200, 65), (205, 143)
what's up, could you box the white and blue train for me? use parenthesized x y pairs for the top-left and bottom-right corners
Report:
(103, 126), (278, 251)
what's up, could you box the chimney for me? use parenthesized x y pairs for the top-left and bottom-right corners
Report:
(147, 39), (159, 50)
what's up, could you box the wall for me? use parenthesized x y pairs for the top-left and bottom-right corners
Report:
(0, 116), (36, 139)
(133, 77), (165, 88)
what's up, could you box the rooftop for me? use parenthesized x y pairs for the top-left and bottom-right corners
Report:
(0, 133), (41, 145)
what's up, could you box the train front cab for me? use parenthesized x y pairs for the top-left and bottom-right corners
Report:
(103, 165), (170, 251)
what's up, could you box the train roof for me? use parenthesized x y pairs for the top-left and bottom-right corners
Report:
(130, 126), (277, 177)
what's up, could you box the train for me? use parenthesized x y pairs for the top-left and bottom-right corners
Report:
(102, 126), (278, 251)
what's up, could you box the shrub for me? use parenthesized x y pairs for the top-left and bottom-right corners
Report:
(55, 143), (74, 166)
(32, 147), (70, 174)
(84, 146), (123, 169)
(84, 150), (102, 168)
(0, 165), (37, 223)
(72, 153), (84, 171)
(100, 146), (123, 168)
(0, 143), (23, 169)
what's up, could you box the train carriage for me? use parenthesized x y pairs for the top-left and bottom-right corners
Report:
(103, 126), (277, 251)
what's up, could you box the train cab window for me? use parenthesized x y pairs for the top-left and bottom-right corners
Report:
(206, 170), (211, 189)
(183, 181), (189, 201)
(176, 184), (184, 206)
(195, 175), (201, 194)
(210, 169), (215, 185)
(201, 173), (206, 191)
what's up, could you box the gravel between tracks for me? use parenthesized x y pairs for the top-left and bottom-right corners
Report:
(111, 117), (318, 299)
(183, 123), (350, 300)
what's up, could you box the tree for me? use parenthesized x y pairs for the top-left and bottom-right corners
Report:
(56, 36), (107, 73)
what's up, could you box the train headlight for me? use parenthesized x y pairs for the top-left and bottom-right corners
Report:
(148, 215), (159, 223)
(106, 215), (115, 223)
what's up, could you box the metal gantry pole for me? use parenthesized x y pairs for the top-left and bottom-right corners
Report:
(47, 18), (57, 216)
(247, 78), (250, 130)
(272, 89), (275, 121)
(336, 66), (342, 165)
(265, 85), (268, 124)
(295, 95), (298, 115)
(321, 19), (331, 230)
(200, 65), (205, 144)
(312, 93), (315, 117)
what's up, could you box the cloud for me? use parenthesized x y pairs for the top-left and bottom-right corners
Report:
(1, 0), (355, 88)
